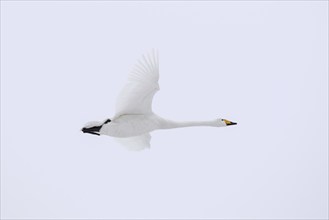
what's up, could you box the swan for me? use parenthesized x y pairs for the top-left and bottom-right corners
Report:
(82, 50), (237, 150)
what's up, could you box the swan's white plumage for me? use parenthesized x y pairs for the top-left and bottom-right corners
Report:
(83, 121), (103, 128)
(83, 50), (237, 151)
(114, 50), (159, 117)
(114, 133), (151, 151)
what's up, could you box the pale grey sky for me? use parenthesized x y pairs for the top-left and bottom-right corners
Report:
(1, 1), (328, 219)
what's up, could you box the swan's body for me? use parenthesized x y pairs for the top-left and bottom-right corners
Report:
(100, 114), (226, 138)
(101, 114), (161, 138)
(82, 51), (236, 150)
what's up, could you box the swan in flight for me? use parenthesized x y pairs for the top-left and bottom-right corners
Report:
(82, 51), (237, 150)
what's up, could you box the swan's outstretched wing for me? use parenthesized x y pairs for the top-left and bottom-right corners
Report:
(115, 51), (159, 117)
(114, 133), (151, 151)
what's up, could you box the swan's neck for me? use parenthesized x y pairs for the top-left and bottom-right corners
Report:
(160, 119), (222, 129)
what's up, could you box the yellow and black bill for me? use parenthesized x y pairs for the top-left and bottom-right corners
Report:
(223, 119), (237, 126)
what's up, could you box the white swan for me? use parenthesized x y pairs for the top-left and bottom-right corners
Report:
(82, 50), (237, 150)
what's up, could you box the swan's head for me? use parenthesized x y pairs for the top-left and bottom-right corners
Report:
(81, 119), (111, 136)
(220, 118), (237, 127)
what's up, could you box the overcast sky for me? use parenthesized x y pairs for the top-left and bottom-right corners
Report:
(1, 1), (328, 219)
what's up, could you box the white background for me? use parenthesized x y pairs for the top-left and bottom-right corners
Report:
(1, 1), (328, 219)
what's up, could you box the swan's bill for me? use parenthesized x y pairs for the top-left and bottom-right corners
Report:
(223, 119), (237, 126)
